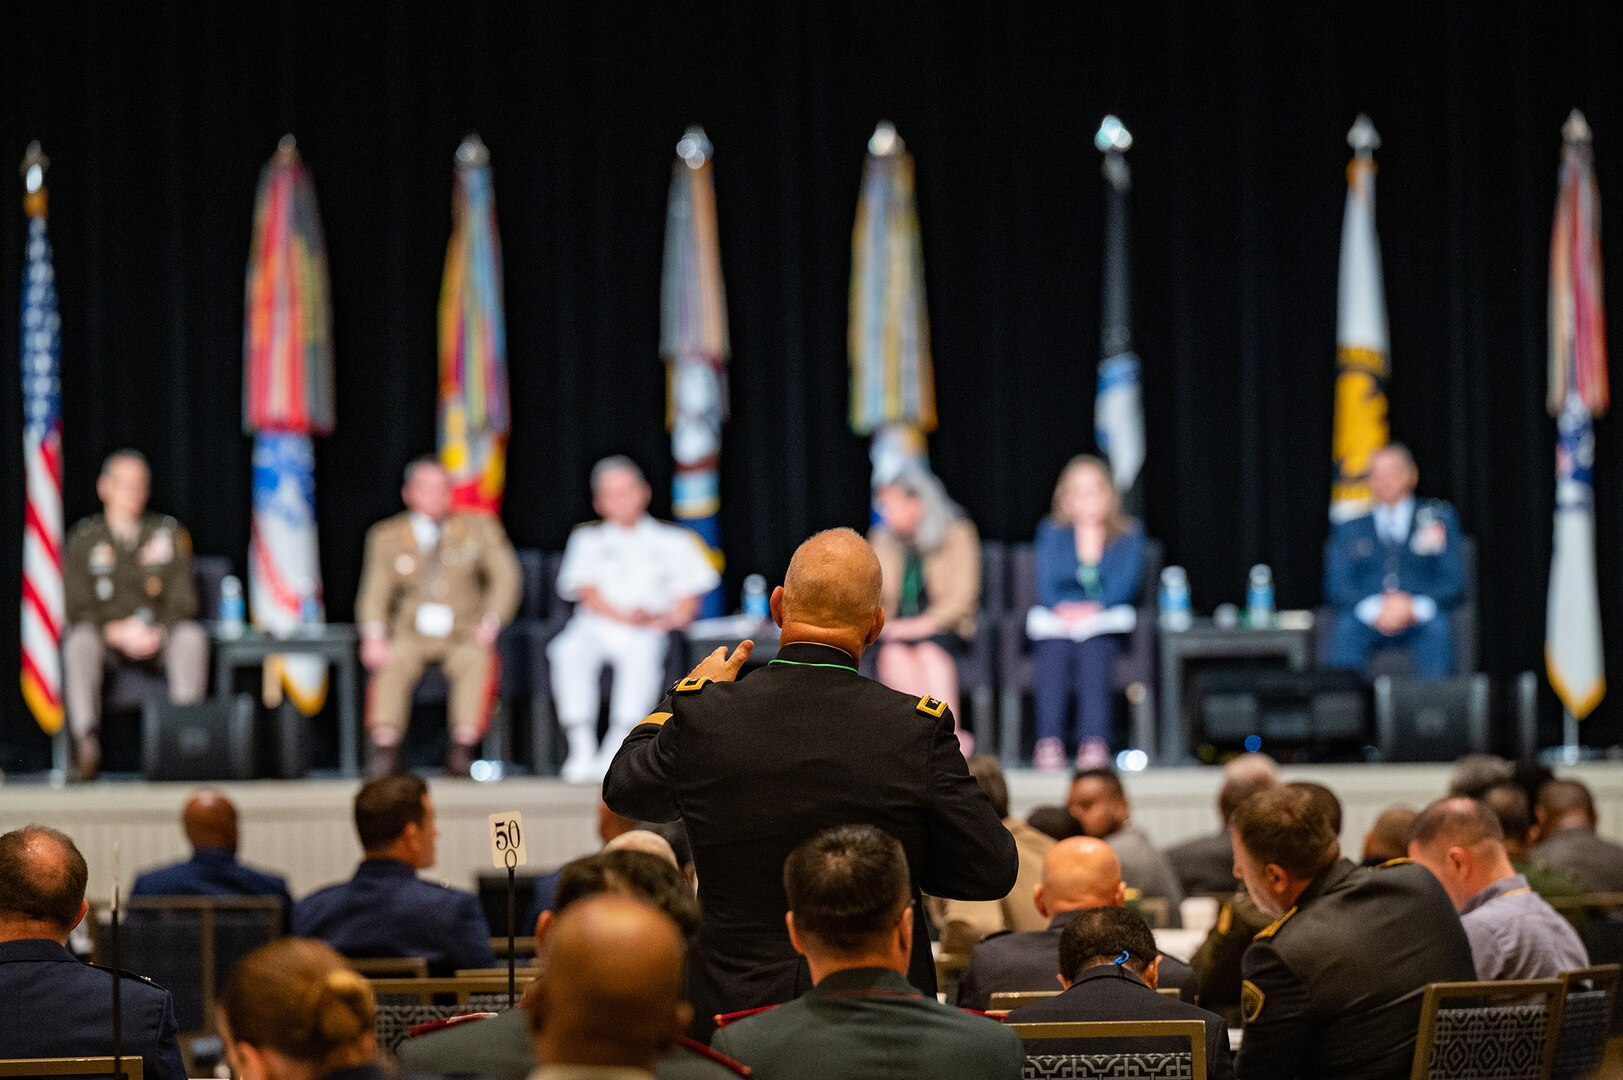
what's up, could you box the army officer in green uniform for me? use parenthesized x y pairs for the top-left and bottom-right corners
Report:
(63, 450), (207, 780)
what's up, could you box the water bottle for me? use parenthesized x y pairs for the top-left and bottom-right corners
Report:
(1159, 566), (1192, 631)
(1246, 564), (1275, 627)
(741, 574), (770, 619)
(219, 575), (245, 639)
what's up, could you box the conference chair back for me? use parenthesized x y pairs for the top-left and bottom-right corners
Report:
(1007, 1018), (1207, 1080)
(1549, 965), (1619, 1080)
(1409, 978), (1562, 1080)
(0, 1059), (143, 1080)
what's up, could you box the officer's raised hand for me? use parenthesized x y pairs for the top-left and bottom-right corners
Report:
(685, 640), (754, 684)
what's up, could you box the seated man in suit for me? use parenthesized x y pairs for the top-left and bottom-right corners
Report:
(930, 755), (1056, 944)
(0, 825), (187, 1080)
(1532, 778), (1623, 893)
(1324, 443), (1465, 678)
(713, 825), (1023, 1080)
(957, 836), (1195, 1009)
(293, 774), (496, 976)
(1006, 906), (1235, 1080)
(62, 449), (209, 780)
(131, 789), (292, 918)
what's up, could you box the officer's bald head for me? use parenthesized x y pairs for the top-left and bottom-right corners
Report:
(0, 826), (89, 942)
(528, 895), (691, 1070)
(1037, 837), (1125, 916)
(183, 788), (239, 853)
(774, 529), (884, 645)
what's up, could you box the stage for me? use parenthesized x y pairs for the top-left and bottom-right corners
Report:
(3, 762), (1621, 903)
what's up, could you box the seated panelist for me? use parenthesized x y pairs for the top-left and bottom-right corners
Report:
(870, 468), (981, 755)
(1324, 444), (1464, 679)
(356, 458), (521, 778)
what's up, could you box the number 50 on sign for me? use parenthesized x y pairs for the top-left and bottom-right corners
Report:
(488, 812), (528, 870)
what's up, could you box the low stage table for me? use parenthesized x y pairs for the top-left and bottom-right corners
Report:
(212, 626), (362, 776)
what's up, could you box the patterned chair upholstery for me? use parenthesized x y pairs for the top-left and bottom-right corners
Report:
(1024, 1053), (1194, 1079)
(1410, 980), (1562, 1080)
(1551, 964), (1620, 1080)
(1010, 1020), (1206, 1080)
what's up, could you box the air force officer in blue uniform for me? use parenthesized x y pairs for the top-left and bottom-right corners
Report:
(0, 826), (187, 1080)
(131, 789), (292, 917)
(1324, 445), (1464, 678)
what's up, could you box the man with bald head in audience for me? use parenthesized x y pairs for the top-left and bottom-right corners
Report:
(956, 835), (1196, 1009)
(131, 789), (292, 918)
(528, 894), (694, 1080)
(605, 527), (1016, 1034)
(1408, 797), (1588, 981)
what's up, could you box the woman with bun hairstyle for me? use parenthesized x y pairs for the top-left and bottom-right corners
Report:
(218, 938), (384, 1080)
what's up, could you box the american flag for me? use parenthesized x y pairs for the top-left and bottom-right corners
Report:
(20, 184), (64, 735)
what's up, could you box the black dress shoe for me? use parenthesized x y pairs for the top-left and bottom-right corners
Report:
(445, 742), (475, 778)
(366, 742), (399, 780)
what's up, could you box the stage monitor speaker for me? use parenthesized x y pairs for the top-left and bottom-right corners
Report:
(1199, 669), (1366, 745)
(1373, 674), (1489, 762)
(142, 694), (255, 781)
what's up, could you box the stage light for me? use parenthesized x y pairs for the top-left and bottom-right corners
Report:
(470, 760), (504, 783)
(1095, 115), (1132, 154)
(1116, 748), (1148, 772)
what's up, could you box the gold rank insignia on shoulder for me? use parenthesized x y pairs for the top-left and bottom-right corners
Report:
(1376, 857), (1413, 869)
(641, 711), (673, 728)
(916, 695), (947, 718)
(1241, 979), (1266, 1023)
(1253, 905), (1297, 941)
(674, 676), (712, 694)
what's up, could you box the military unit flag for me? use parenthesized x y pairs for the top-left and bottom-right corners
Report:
(1094, 116), (1145, 509)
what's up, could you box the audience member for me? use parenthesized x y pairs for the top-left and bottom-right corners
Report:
(1006, 907), (1234, 1080)
(1360, 806), (1417, 867)
(0, 825), (187, 1080)
(870, 468), (982, 754)
(131, 789), (293, 918)
(956, 836), (1195, 1010)
(549, 456), (719, 781)
(1068, 769), (1184, 922)
(527, 895), (695, 1080)
(62, 449), (207, 780)
(356, 457), (521, 777)
(1447, 754), (1515, 799)
(1286, 780), (1343, 834)
(526, 799), (638, 928)
(712, 826), (1023, 1080)
(932, 755), (1056, 942)
(1029, 455), (1146, 771)
(1231, 785), (1473, 1079)
(1532, 778), (1623, 893)
(1324, 443), (1464, 679)
(605, 830), (681, 865)
(1026, 805), (1083, 842)
(604, 528), (1015, 1032)
(217, 938), (382, 1080)
(400, 850), (741, 1080)
(1408, 797), (1588, 981)
(1165, 752), (1280, 895)
(1479, 783), (1588, 910)
(292, 775), (496, 975)
(1189, 889), (1271, 1018)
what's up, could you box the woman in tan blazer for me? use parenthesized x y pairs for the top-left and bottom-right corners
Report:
(869, 468), (982, 755)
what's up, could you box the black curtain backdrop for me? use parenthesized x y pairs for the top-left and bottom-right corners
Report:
(3, 1), (1623, 766)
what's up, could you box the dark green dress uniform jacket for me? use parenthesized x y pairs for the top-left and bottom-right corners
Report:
(1235, 858), (1475, 1080)
(603, 641), (1017, 1035)
(712, 967), (1024, 1080)
(64, 513), (197, 627)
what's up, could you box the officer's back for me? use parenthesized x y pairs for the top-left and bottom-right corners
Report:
(1231, 787), (1474, 1080)
(606, 529), (1016, 1026)
(130, 789), (293, 919)
(0, 825), (188, 1080)
(292, 775), (495, 977)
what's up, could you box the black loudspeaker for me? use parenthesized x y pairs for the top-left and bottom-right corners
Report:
(1373, 674), (1489, 762)
(142, 694), (255, 780)
(1199, 669), (1367, 745)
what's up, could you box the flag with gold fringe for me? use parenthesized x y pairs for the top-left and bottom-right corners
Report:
(439, 134), (510, 514)
(1330, 114), (1391, 522)
(850, 121), (936, 489)
(661, 126), (728, 618)
(244, 135), (330, 714)
(1546, 109), (1607, 721)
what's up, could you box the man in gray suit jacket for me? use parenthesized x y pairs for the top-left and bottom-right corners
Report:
(1533, 779), (1623, 893)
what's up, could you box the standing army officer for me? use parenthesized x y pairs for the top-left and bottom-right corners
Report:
(357, 458), (521, 777)
(63, 449), (208, 780)
(604, 528), (1016, 1037)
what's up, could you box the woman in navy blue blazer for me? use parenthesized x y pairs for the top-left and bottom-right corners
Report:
(1031, 456), (1144, 772)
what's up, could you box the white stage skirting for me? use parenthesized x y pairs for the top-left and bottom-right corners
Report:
(2, 763), (1621, 904)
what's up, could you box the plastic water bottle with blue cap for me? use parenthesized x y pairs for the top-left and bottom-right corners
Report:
(1246, 564), (1274, 628)
(1159, 566), (1192, 631)
(741, 574), (770, 619)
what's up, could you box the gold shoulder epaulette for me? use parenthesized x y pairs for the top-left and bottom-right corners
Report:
(1253, 905), (1297, 940)
(1376, 857), (1413, 869)
(674, 676), (712, 694)
(639, 711), (673, 728)
(916, 695), (947, 718)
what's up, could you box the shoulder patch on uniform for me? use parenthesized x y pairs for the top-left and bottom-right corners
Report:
(1376, 857), (1413, 869)
(916, 695), (947, 718)
(640, 711), (673, 728)
(1241, 979), (1266, 1023)
(674, 677), (712, 694)
(1253, 905), (1296, 940)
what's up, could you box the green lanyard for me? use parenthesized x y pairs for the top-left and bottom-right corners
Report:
(768, 658), (858, 674)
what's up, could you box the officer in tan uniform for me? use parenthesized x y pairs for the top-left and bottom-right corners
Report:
(356, 458), (520, 778)
(63, 450), (208, 780)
